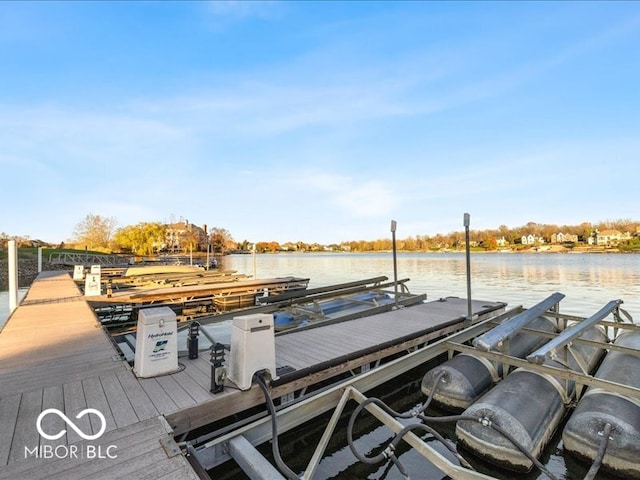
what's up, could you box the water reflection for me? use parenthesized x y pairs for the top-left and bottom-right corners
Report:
(0, 288), (29, 330)
(221, 252), (640, 320)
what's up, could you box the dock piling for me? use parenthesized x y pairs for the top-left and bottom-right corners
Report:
(464, 213), (472, 322)
(391, 220), (398, 309)
(8, 240), (18, 313)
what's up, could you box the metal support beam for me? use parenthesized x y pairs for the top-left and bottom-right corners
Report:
(227, 435), (285, 480)
(448, 341), (640, 399)
(473, 292), (565, 351)
(347, 387), (494, 479)
(526, 300), (622, 364)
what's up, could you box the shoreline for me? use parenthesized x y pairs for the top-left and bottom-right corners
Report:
(0, 258), (60, 291)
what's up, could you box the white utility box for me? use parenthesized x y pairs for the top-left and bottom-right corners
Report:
(134, 307), (179, 378)
(228, 313), (277, 390)
(73, 265), (84, 280)
(90, 264), (101, 275)
(84, 273), (101, 296)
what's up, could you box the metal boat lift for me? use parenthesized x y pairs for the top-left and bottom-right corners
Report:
(185, 297), (640, 480)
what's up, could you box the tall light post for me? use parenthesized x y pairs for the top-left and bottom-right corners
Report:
(391, 220), (398, 309)
(464, 213), (472, 322)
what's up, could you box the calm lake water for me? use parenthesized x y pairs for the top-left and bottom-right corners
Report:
(211, 252), (638, 480)
(220, 251), (640, 321)
(0, 288), (28, 331)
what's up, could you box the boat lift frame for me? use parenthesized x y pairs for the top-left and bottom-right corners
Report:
(186, 300), (640, 480)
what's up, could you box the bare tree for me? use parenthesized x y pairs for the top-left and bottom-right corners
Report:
(209, 227), (234, 253)
(73, 213), (117, 250)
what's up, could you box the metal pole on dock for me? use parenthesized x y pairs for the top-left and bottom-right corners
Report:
(37, 246), (42, 273)
(391, 220), (398, 309)
(8, 240), (18, 313)
(252, 243), (257, 279)
(464, 213), (472, 321)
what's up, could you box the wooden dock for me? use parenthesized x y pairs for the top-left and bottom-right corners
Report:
(0, 271), (505, 479)
(0, 272), (198, 479)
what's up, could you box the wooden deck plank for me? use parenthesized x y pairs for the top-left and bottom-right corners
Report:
(180, 358), (212, 391)
(63, 381), (91, 445)
(41, 385), (67, 449)
(138, 378), (179, 413)
(0, 394), (21, 465)
(1, 417), (161, 478)
(106, 447), (171, 479)
(171, 370), (213, 404)
(154, 464), (200, 480)
(82, 377), (118, 434)
(0, 362), (125, 399)
(156, 376), (197, 410)
(8, 389), (42, 464)
(115, 370), (159, 421)
(188, 355), (214, 378)
(100, 373), (139, 428)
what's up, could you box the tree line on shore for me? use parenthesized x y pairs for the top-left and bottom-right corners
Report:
(2, 216), (639, 254)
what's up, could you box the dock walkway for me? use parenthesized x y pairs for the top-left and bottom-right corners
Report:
(0, 271), (198, 479)
(0, 272), (504, 479)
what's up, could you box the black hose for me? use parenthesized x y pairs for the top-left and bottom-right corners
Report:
(583, 422), (612, 480)
(418, 413), (559, 480)
(255, 372), (300, 480)
(347, 368), (560, 480)
(347, 370), (473, 477)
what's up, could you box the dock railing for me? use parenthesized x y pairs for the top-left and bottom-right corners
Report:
(49, 252), (131, 266)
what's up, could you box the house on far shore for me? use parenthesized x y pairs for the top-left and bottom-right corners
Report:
(164, 220), (208, 252)
(521, 234), (544, 245)
(551, 232), (579, 244)
(589, 229), (632, 246)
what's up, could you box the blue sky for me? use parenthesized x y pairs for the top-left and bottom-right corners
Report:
(1, 2), (639, 245)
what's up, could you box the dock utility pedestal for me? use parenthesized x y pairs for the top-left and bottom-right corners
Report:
(229, 314), (277, 390)
(134, 306), (179, 378)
